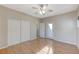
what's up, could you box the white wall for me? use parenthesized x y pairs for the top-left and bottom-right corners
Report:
(42, 11), (77, 45)
(0, 17), (7, 49)
(0, 6), (39, 49)
(77, 7), (79, 48)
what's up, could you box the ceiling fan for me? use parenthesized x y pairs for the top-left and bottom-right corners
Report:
(32, 4), (53, 15)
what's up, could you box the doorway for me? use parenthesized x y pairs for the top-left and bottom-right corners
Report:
(39, 23), (54, 39)
(46, 23), (54, 39)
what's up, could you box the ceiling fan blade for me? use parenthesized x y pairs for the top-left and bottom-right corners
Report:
(48, 10), (53, 12)
(32, 7), (38, 9)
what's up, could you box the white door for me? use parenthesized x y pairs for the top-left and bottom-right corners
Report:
(8, 19), (20, 46)
(46, 23), (54, 39)
(30, 23), (37, 40)
(40, 23), (45, 38)
(21, 20), (30, 42)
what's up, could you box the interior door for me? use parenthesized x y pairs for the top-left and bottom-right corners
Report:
(30, 23), (37, 40)
(8, 19), (20, 46)
(39, 23), (45, 38)
(46, 23), (54, 39)
(21, 20), (30, 42)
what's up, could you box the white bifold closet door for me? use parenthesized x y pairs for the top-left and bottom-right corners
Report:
(30, 23), (37, 40)
(21, 20), (30, 42)
(39, 23), (45, 38)
(8, 19), (37, 47)
(8, 19), (20, 46)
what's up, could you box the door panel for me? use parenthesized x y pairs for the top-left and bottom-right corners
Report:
(21, 20), (30, 42)
(39, 23), (45, 38)
(8, 19), (20, 46)
(30, 23), (37, 40)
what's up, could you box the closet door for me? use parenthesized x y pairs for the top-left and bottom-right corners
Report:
(21, 20), (30, 42)
(8, 19), (20, 46)
(39, 23), (45, 38)
(30, 23), (37, 40)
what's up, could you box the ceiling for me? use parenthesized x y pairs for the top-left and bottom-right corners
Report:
(1, 4), (78, 18)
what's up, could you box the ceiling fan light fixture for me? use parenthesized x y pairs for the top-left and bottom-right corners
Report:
(32, 4), (53, 15)
(39, 10), (46, 15)
(42, 10), (46, 14)
(39, 11), (43, 15)
(39, 4), (48, 15)
(42, 5), (47, 10)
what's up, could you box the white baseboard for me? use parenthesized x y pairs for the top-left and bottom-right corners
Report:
(0, 39), (35, 49)
(42, 37), (76, 45)
(0, 45), (8, 49)
(40, 37), (76, 45)
(0, 38), (76, 50)
(77, 45), (79, 49)
(53, 39), (76, 45)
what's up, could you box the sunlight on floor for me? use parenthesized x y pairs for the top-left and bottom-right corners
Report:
(36, 45), (53, 54)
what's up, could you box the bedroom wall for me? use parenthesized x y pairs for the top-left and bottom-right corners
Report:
(42, 11), (77, 45)
(77, 6), (79, 48)
(0, 6), (40, 49)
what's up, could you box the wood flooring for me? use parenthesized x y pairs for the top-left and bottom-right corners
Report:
(0, 38), (79, 54)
